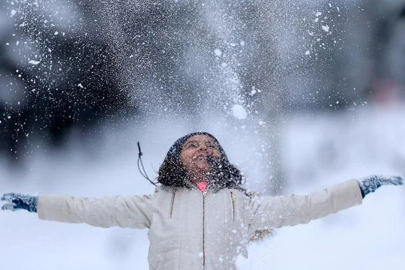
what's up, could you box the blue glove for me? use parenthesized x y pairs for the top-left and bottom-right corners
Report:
(358, 175), (403, 198)
(1, 193), (38, 213)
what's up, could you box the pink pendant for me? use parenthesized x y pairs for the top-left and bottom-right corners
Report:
(197, 181), (208, 193)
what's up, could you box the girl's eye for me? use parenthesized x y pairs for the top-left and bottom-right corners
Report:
(207, 144), (216, 148)
(189, 142), (198, 148)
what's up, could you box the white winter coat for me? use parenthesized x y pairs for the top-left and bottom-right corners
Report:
(37, 179), (362, 270)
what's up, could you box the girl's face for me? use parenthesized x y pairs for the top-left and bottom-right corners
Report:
(180, 135), (221, 175)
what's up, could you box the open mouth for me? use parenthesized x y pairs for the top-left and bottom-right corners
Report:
(193, 155), (219, 165)
(193, 154), (208, 161)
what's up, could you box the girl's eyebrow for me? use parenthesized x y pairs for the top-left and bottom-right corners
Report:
(184, 140), (198, 146)
(184, 140), (217, 147)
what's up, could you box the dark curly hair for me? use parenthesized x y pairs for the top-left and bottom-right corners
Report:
(157, 132), (245, 191)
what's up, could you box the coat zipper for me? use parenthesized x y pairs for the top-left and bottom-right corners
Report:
(169, 189), (177, 219)
(230, 191), (236, 221)
(202, 190), (207, 269)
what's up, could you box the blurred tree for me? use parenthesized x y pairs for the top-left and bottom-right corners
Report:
(0, 0), (131, 160)
(345, 0), (405, 105)
(364, 2), (405, 103)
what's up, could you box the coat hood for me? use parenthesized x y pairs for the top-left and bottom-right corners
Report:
(157, 132), (245, 191)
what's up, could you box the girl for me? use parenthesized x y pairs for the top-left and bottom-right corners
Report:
(1, 132), (403, 270)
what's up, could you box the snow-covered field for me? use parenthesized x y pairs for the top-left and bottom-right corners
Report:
(0, 105), (404, 270)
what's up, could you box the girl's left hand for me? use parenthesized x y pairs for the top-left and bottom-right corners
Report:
(358, 175), (403, 197)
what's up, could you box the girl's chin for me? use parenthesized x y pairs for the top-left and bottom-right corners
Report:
(190, 165), (210, 174)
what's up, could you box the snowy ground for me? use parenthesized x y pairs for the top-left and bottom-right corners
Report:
(0, 105), (404, 270)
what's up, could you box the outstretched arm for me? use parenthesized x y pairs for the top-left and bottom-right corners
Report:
(249, 175), (402, 235)
(1, 193), (153, 229)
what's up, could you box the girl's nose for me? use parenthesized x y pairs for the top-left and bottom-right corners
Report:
(199, 144), (207, 150)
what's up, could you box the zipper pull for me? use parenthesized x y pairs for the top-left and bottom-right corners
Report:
(230, 191), (236, 221)
(169, 188), (177, 219)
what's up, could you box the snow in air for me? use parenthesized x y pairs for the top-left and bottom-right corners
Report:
(214, 49), (222, 57)
(28, 60), (40, 65)
(232, 104), (247, 120)
(322, 25), (330, 32)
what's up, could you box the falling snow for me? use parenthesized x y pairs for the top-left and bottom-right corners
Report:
(214, 49), (223, 57)
(232, 104), (248, 120)
(28, 60), (40, 65)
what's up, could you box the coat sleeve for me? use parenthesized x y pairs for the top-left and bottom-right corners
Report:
(248, 179), (363, 235)
(37, 194), (153, 229)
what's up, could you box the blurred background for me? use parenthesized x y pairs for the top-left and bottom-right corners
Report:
(1, 0), (404, 269)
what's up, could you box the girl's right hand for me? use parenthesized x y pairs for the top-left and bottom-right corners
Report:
(1, 193), (38, 213)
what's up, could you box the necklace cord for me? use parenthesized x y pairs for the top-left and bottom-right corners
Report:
(137, 141), (157, 186)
